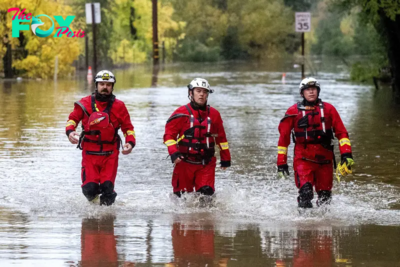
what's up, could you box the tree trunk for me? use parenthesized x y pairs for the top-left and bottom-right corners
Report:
(3, 43), (12, 79)
(379, 12), (400, 102)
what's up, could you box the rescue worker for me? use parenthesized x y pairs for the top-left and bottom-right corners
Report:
(169, 217), (215, 266)
(292, 230), (333, 267)
(277, 77), (354, 208)
(66, 70), (136, 206)
(163, 78), (231, 201)
(81, 217), (118, 266)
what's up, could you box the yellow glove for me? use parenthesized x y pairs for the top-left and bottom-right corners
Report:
(336, 156), (355, 182)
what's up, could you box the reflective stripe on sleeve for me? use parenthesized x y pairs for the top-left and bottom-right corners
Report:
(164, 140), (177, 147)
(66, 120), (76, 127)
(278, 146), (288, 155)
(125, 130), (136, 138)
(339, 138), (351, 147)
(220, 142), (229, 150)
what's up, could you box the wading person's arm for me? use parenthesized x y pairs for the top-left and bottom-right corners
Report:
(215, 112), (231, 170)
(164, 109), (187, 165)
(330, 105), (353, 166)
(66, 103), (84, 144)
(119, 103), (136, 155)
(277, 106), (297, 178)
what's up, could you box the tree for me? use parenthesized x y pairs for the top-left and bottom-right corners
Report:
(284, 0), (312, 11)
(71, 0), (114, 68)
(103, 0), (183, 65)
(312, 12), (355, 58)
(232, 0), (293, 59)
(331, 0), (400, 100)
(171, 0), (293, 60)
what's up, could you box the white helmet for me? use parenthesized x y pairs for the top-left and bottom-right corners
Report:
(187, 78), (214, 93)
(299, 77), (320, 94)
(94, 70), (116, 84)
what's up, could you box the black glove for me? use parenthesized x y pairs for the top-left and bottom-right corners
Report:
(171, 152), (183, 164)
(277, 164), (289, 179)
(340, 153), (353, 165)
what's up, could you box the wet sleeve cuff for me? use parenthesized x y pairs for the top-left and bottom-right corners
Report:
(341, 153), (353, 161)
(128, 141), (135, 149)
(221, 160), (231, 167)
(66, 129), (73, 137)
(277, 164), (288, 171)
(171, 152), (182, 164)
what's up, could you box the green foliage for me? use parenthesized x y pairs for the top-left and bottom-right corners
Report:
(330, 0), (400, 21)
(220, 26), (248, 60)
(112, 0), (183, 63)
(10, 0), (396, 73)
(110, 39), (148, 64)
(70, 0), (182, 66)
(169, 0), (228, 47)
(312, 12), (354, 57)
(323, 0), (392, 82)
(284, 0), (312, 11)
(234, 0), (293, 58)
(71, 0), (116, 67)
(313, 8), (386, 58)
(174, 39), (221, 62)
(171, 0), (293, 60)
(350, 62), (379, 82)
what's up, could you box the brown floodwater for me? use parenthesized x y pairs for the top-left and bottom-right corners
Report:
(0, 60), (399, 266)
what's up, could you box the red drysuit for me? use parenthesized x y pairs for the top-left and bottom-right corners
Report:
(277, 100), (352, 191)
(81, 217), (118, 266)
(170, 222), (215, 266)
(164, 103), (231, 193)
(293, 232), (333, 267)
(66, 94), (136, 187)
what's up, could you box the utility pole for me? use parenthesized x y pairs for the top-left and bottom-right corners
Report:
(301, 32), (305, 79)
(152, 0), (159, 66)
(85, 35), (89, 71)
(91, 3), (97, 74)
(162, 41), (165, 64)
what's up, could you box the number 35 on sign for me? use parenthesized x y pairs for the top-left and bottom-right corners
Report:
(295, 12), (311, 32)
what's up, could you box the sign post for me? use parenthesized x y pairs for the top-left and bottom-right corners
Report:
(295, 12), (311, 79)
(85, 3), (101, 75)
(152, 0), (159, 66)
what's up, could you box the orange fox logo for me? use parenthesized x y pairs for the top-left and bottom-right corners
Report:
(90, 116), (106, 126)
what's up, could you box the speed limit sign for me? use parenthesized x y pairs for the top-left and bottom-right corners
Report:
(295, 12), (311, 32)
